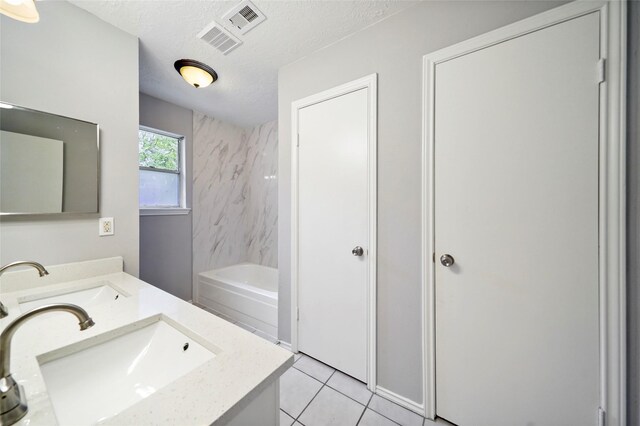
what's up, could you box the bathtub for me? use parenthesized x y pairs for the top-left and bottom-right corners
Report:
(197, 263), (278, 339)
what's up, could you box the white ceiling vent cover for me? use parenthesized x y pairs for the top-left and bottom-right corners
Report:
(197, 21), (242, 55)
(222, 1), (266, 35)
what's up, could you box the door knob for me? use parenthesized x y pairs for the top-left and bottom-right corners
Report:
(440, 254), (455, 267)
(352, 246), (364, 256)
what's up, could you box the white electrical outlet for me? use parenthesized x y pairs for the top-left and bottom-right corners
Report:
(99, 217), (114, 236)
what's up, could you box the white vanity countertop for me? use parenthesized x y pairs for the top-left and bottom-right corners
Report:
(0, 257), (293, 425)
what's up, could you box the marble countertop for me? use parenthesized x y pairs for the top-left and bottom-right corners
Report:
(0, 257), (293, 425)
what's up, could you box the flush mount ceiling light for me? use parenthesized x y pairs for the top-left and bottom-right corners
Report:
(174, 59), (218, 89)
(0, 0), (39, 23)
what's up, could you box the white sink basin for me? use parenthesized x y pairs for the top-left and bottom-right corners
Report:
(18, 281), (126, 312)
(38, 315), (218, 425)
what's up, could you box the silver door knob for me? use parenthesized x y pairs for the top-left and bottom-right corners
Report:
(440, 254), (455, 267)
(352, 246), (364, 256)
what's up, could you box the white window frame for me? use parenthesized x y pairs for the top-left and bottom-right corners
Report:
(138, 125), (190, 216)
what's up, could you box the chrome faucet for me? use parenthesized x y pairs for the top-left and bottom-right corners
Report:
(0, 303), (95, 425)
(0, 261), (49, 319)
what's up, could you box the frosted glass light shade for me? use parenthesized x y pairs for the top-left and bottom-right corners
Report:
(0, 0), (39, 23)
(174, 59), (218, 89)
(179, 66), (213, 88)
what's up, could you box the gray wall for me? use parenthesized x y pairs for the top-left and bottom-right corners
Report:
(0, 2), (139, 275)
(627, 1), (639, 423)
(139, 93), (193, 300)
(278, 1), (566, 404)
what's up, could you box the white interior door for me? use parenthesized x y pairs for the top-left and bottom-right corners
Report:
(297, 88), (369, 382)
(434, 12), (601, 426)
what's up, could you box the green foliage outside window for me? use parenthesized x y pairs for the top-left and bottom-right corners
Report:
(138, 130), (179, 171)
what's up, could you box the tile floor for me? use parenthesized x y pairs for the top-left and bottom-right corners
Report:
(199, 305), (447, 426)
(279, 353), (442, 426)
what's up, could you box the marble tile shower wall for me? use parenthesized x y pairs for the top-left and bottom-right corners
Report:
(193, 112), (248, 275)
(193, 112), (278, 280)
(245, 120), (278, 268)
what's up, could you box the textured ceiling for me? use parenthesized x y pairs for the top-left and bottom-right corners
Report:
(68, 0), (419, 127)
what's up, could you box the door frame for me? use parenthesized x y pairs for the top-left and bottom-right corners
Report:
(291, 74), (377, 391)
(421, 1), (627, 423)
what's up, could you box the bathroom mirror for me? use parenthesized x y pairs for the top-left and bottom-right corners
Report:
(0, 102), (99, 215)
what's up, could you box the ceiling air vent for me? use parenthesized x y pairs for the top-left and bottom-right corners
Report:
(222, 0), (266, 35)
(197, 21), (242, 55)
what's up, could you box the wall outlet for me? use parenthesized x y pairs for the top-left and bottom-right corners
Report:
(99, 217), (114, 236)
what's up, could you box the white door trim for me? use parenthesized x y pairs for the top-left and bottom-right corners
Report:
(421, 1), (627, 423)
(291, 74), (378, 391)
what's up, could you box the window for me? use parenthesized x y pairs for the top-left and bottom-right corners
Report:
(138, 128), (185, 210)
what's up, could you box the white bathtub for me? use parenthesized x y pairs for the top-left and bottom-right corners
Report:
(198, 263), (278, 339)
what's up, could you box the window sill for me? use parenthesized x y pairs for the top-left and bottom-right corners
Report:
(139, 208), (191, 216)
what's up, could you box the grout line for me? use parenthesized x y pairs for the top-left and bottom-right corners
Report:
(291, 364), (374, 408)
(327, 369), (337, 381)
(287, 362), (377, 410)
(365, 392), (374, 408)
(292, 364), (335, 384)
(284, 362), (421, 426)
(295, 354), (358, 385)
(355, 403), (367, 426)
(366, 393), (414, 426)
(366, 407), (403, 426)
(365, 401), (412, 426)
(324, 382), (372, 407)
(294, 381), (325, 424)
(280, 408), (295, 425)
(290, 364), (380, 423)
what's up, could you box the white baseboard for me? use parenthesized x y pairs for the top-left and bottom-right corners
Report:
(375, 386), (425, 416)
(278, 341), (292, 351)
